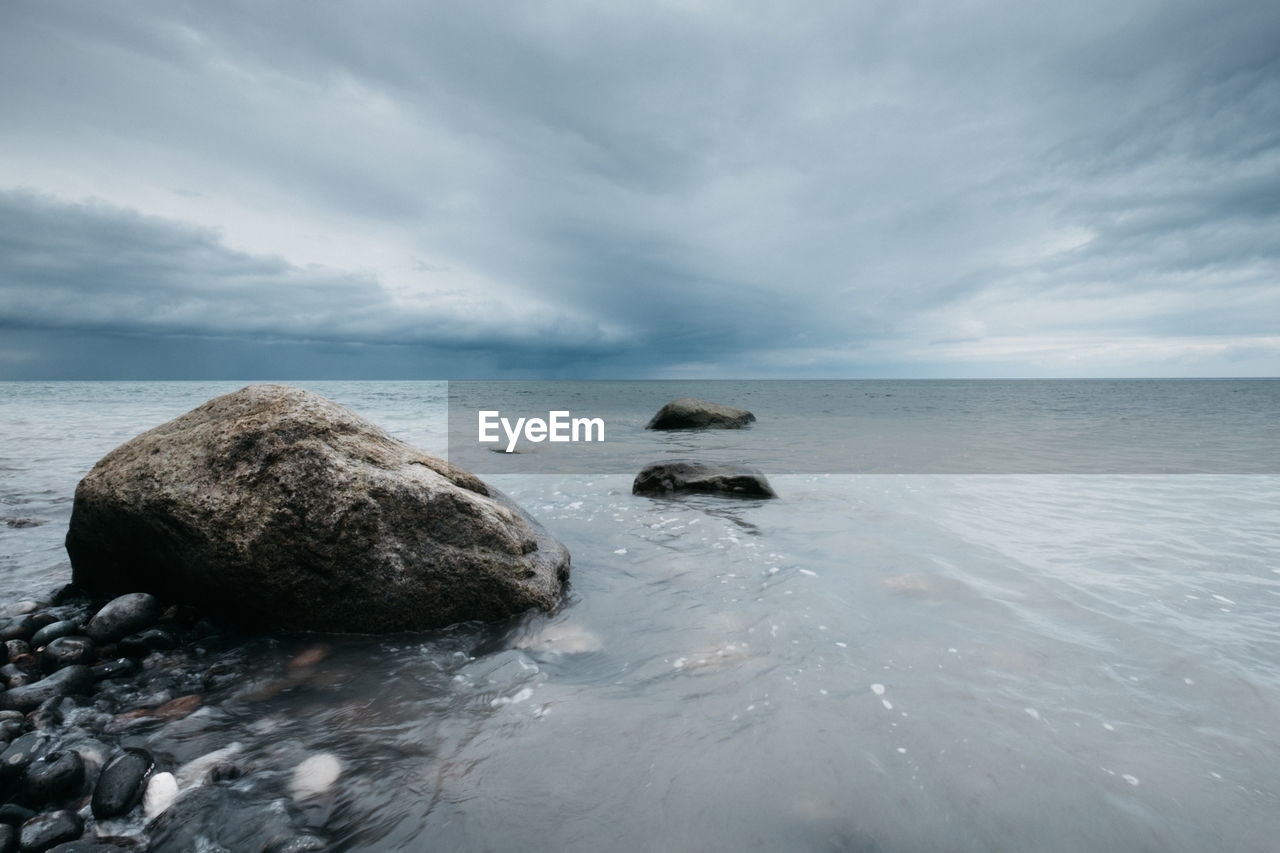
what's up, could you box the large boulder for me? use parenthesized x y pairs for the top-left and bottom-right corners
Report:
(633, 462), (776, 498)
(645, 397), (755, 430)
(65, 385), (570, 633)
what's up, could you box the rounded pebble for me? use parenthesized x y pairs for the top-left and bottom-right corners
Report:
(89, 659), (137, 682)
(0, 733), (50, 783)
(142, 771), (178, 819)
(90, 748), (154, 820)
(22, 750), (85, 806)
(85, 595), (159, 646)
(18, 809), (83, 853)
(0, 666), (94, 714)
(39, 638), (95, 676)
(29, 622), (81, 651)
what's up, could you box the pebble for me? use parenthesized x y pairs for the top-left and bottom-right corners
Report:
(38, 638), (95, 676)
(0, 733), (51, 783)
(142, 772), (178, 819)
(89, 659), (136, 682)
(22, 751), (86, 806)
(176, 743), (243, 789)
(0, 666), (94, 714)
(85, 595), (159, 645)
(1, 665), (32, 691)
(18, 809), (83, 853)
(0, 619), (37, 644)
(5, 641), (31, 662)
(0, 824), (12, 853)
(90, 748), (154, 820)
(291, 753), (342, 802)
(28, 623), (80, 651)
(0, 805), (36, 826)
(117, 629), (176, 659)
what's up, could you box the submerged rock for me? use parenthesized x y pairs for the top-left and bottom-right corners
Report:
(66, 384), (570, 633)
(645, 397), (756, 430)
(632, 462), (777, 498)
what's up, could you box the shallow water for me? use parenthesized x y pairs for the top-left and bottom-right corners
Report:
(2, 382), (1279, 851)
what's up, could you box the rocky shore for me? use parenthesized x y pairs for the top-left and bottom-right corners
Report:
(0, 586), (338, 851)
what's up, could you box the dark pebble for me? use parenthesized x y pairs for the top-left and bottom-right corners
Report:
(117, 629), (176, 659)
(90, 748), (153, 820)
(0, 620), (37, 644)
(0, 733), (51, 783)
(4, 643), (31, 664)
(85, 595), (158, 646)
(0, 824), (13, 853)
(38, 639), (95, 676)
(22, 751), (85, 806)
(0, 805), (35, 827)
(28, 623), (80, 651)
(0, 666), (95, 714)
(89, 659), (137, 682)
(0, 666), (31, 690)
(18, 809), (83, 853)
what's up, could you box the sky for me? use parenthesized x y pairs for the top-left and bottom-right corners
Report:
(1, 0), (1278, 379)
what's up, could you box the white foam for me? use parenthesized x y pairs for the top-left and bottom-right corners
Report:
(1122, 774), (1140, 786)
(175, 742), (243, 789)
(870, 683), (886, 696)
(1025, 708), (1040, 721)
(613, 548), (627, 555)
(1212, 594), (1236, 605)
(799, 569), (817, 577)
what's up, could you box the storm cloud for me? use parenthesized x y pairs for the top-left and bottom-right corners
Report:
(2, 0), (1277, 377)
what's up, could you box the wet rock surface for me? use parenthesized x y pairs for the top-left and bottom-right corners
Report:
(633, 461), (777, 498)
(66, 384), (570, 632)
(645, 397), (756, 430)
(0, 588), (352, 850)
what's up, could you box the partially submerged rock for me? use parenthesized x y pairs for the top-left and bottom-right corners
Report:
(632, 462), (776, 498)
(645, 397), (756, 430)
(66, 385), (570, 633)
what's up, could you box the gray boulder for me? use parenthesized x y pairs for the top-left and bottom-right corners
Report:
(645, 397), (755, 430)
(633, 462), (776, 498)
(65, 385), (570, 633)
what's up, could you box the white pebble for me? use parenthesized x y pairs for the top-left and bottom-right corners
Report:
(144, 772), (179, 818)
(291, 753), (343, 802)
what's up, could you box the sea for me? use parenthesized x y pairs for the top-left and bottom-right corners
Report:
(1, 379), (1278, 852)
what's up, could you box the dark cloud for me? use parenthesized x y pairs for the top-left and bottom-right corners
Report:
(1, 0), (1278, 377)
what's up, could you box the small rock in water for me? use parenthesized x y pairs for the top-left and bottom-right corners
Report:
(142, 771), (178, 819)
(0, 666), (94, 714)
(116, 629), (176, 659)
(22, 750), (86, 806)
(645, 397), (756, 430)
(175, 743), (243, 789)
(39, 637), (95, 675)
(28, 622), (81, 650)
(85, 594), (159, 645)
(291, 753), (342, 802)
(90, 659), (137, 682)
(633, 461), (776, 498)
(18, 809), (83, 852)
(90, 748), (154, 820)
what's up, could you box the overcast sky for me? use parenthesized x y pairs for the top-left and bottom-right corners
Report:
(2, 0), (1277, 378)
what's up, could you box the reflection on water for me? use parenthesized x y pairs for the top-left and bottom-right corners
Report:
(1, 384), (1279, 850)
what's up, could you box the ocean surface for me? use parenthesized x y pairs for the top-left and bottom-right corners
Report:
(2, 380), (1279, 851)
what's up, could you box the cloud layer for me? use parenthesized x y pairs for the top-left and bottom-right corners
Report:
(2, 0), (1278, 377)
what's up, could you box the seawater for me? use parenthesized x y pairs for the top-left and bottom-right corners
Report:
(1, 380), (1279, 851)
